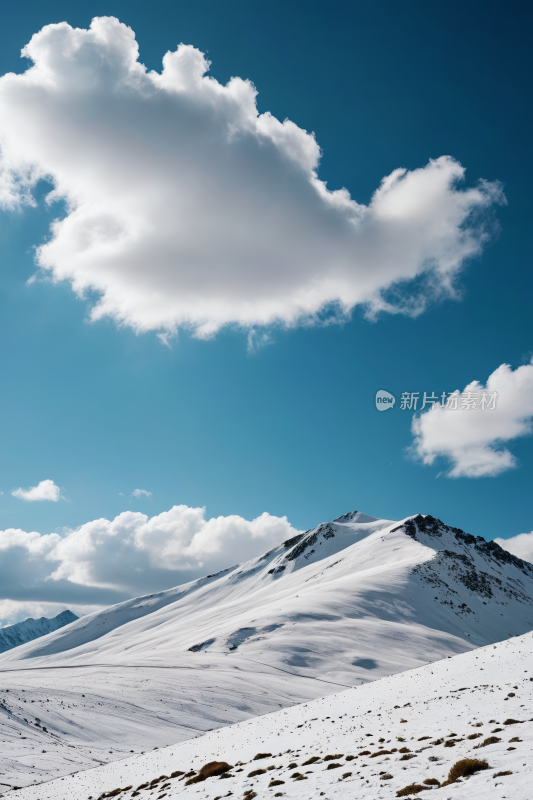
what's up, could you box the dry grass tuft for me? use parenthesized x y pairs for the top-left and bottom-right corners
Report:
(294, 775), (307, 781)
(467, 733), (482, 740)
(186, 761), (232, 785)
(396, 783), (429, 796)
(247, 769), (266, 778)
(446, 758), (489, 784)
(398, 747), (411, 753)
(341, 772), (352, 779)
(493, 770), (512, 778)
(323, 754), (343, 761)
(503, 719), (520, 725)
(423, 778), (439, 785)
(370, 750), (392, 758)
(400, 754), (416, 761)
(380, 774), (393, 780)
(268, 780), (285, 787)
(345, 755), (356, 761)
(302, 757), (320, 765)
(474, 736), (500, 748)
(253, 753), (272, 760)
(326, 763), (341, 770)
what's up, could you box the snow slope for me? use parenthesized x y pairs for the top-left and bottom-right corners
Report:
(0, 511), (532, 790)
(9, 626), (533, 800)
(0, 612), (78, 655)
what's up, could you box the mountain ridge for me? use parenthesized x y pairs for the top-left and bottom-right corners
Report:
(0, 610), (78, 654)
(0, 509), (532, 789)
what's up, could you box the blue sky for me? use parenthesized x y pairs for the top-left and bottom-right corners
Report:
(0, 0), (531, 621)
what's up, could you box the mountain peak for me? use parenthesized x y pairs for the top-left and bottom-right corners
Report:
(332, 510), (381, 523)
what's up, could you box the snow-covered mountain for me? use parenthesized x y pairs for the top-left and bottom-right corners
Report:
(0, 510), (532, 790)
(0, 610), (78, 654)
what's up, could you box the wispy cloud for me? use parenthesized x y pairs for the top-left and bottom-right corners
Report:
(11, 479), (61, 502)
(131, 489), (152, 499)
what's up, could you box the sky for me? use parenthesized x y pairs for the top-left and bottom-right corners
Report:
(0, 0), (531, 624)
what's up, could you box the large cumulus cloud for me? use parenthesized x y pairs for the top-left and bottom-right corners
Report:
(0, 17), (503, 338)
(0, 504), (301, 624)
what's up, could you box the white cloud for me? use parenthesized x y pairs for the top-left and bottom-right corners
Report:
(495, 532), (533, 565)
(0, 504), (301, 605)
(411, 360), (533, 477)
(131, 489), (152, 498)
(11, 479), (61, 502)
(0, 17), (503, 338)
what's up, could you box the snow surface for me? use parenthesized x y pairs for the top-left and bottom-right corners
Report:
(0, 512), (532, 791)
(0, 612), (78, 655)
(7, 628), (533, 800)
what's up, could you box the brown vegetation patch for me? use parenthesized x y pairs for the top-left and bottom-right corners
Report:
(323, 754), (343, 761)
(443, 758), (489, 785)
(474, 737), (500, 748)
(467, 733), (482, 740)
(380, 773), (393, 780)
(341, 772), (352, 779)
(186, 762), (232, 785)
(268, 780), (285, 787)
(493, 770), (512, 778)
(400, 754), (416, 761)
(398, 747), (411, 753)
(503, 719), (521, 725)
(396, 784), (429, 796)
(370, 750), (393, 758)
(254, 753), (273, 760)
(247, 769), (267, 778)
(326, 763), (342, 769)
(423, 778), (440, 786)
(302, 757), (320, 765)
(294, 775), (307, 781)
(358, 750), (371, 756)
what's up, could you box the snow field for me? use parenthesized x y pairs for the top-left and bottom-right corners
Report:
(8, 630), (533, 800)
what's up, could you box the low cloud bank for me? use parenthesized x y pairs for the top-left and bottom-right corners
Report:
(0, 504), (301, 623)
(496, 532), (533, 565)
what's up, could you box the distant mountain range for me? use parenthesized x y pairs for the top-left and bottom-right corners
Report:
(0, 609), (78, 654)
(0, 510), (532, 790)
